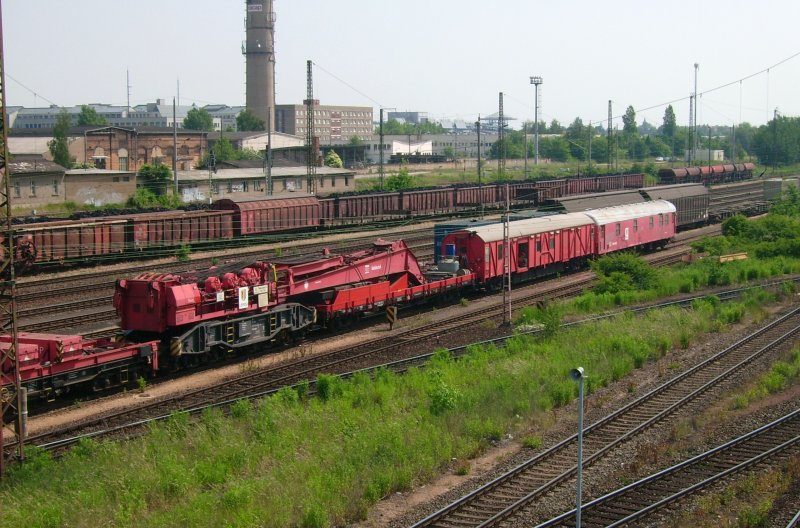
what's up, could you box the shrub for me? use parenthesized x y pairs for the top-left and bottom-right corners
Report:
(175, 245), (191, 261)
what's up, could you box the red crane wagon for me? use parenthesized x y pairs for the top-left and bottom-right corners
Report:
(1, 333), (159, 399)
(114, 240), (474, 368)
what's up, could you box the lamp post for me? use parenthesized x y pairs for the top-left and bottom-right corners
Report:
(530, 76), (543, 165)
(570, 367), (586, 527)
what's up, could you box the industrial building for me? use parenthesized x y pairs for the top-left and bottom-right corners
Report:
(275, 101), (374, 144)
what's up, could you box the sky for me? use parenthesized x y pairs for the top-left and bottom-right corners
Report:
(4, 0), (800, 130)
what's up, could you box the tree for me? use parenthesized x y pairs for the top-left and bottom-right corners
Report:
(661, 105), (676, 138)
(385, 166), (414, 191)
(213, 137), (236, 162)
(324, 149), (343, 168)
(540, 136), (569, 162)
(76, 105), (108, 126)
(48, 110), (73, 168)
(183, 107), (214, 131)
(348, 135), (364, 146)
(548, 119), (564, 134)
(236, 109), (265, 131)
(138, 163), (173, 196)
(622, 106), (637, 135)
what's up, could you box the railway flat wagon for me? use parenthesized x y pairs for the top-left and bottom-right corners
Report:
(13, 217), (128, 265)
(127, 209), (234, 250)
(584, 200), (676, 254)
(640, 184), (709, 229)
(213, 196), (320, 235)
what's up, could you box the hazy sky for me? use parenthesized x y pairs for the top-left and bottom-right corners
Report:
(5, 0), (800, 129)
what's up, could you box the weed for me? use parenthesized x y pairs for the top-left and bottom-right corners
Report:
(459, 297), (469, 307)
(136, 376), (147, 393)
(175, 244), (191, 261)
(521, 435), (543, 450)
(454, 461), (470, 475)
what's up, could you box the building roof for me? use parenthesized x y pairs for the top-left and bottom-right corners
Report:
(460, 213), (593, 243)
(176, 166), (353, 182)
(582, 200), (676, 225)
(9, 157), (65, 174)
(65, 168), (136, 176)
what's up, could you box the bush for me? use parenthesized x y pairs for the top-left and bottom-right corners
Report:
(591, 253), (656, 292)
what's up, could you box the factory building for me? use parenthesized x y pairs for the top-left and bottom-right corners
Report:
(275, 101), (373, 144)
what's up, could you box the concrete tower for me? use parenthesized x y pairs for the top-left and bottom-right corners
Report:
(244, 0), (276, 130)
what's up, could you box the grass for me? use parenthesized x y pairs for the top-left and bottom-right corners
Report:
(674, 455), (800, 527)
(1, 302), (766, 528)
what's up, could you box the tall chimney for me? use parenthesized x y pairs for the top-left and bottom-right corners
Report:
(244, 0), (275, 131)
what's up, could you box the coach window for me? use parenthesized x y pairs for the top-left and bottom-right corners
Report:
(659, 214), (664, 226)
(665, 214), (669, 225)
(633, 219), (638, 232)
(497, 243), (503, 260)
(649, 216), (654, 228)
(518, 242), (529, 268)
(549, 238), (555, 250)
(535, 240), (542, 252)
(615, 223), (621, 236)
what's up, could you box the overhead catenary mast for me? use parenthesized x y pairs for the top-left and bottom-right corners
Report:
(305, 60), (316, 194)
(0, 0), (24, 477)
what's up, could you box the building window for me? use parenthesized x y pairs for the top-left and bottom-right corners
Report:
(29, 180), (36, 197)
(242, 181), (249, 192)
(331, 176), (336, 187)
(119, 157), (129, 171)
(344, 175), (350, 186)
(211, 182), (219, 194)
(113, 176), (120, 182)
(13, 180), (20, 198)
(227, 182), (233, 193)
(319, 176), (324, 188)
(123, 176), (130, 182)
(52, 179), (59, 196)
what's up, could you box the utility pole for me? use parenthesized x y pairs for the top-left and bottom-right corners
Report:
(588, 121), (592, 174)
(607, 100), (612, 170)
(0, 0), (24, 476)
(693, 63), (699, 162)
(305, 60), (316, 194)
(172, 97), (178, 196)
(476, 116), (483, 219)
(530, 76), (543, 165)
(379, 108), (385, 190)
(265, 110), (273, 196)
(498, 92), (505, 177)
(503, 184), (511, 326)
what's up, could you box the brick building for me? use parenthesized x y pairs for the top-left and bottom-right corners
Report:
(84, 126), (207, 172)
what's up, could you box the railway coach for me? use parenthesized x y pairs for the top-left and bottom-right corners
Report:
(441, 200), (676, 289)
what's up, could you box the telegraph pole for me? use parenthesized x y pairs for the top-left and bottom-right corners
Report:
(476, 116), (483, 219)
(607, 100), (612, 170)
(379, 108), (385, 190)
(530, 76), (543, 165)
(503, 184), (511, 326)
(0, 0), (24, 476)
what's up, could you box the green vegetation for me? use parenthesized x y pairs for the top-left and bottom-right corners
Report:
(137, 163), (173, 197)
(376, 119), (446, 135)
(384, 166), (414, 191)
(731, 346), (800, 410)
(175, 245), (191, 261)
(48, 110), (74, 168)
(77, 105), (108, 126)
(1, 300), (772, 527)
(183, 107), (214, 131)
(324, 149), (343, 169)
(235, 109), (265, 132)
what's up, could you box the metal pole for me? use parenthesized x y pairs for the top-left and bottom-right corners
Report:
(531, 76), (542, 165)
(588, 121), (592, 173)
(172, 97), (178, 196)
(266, 109), (272, 196)
(693, 63), (699, 162)
(503, 184), (511, 326)
(476, 117), (483, 219)
(379, 108), (385, 190)
(523, 119), (528, 178)
(571, 367), (586, 528)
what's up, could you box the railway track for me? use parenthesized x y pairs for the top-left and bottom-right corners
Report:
(411, 305), (800, 527)
(12, 277), (798, 459)
(537, 408), (800, 527)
